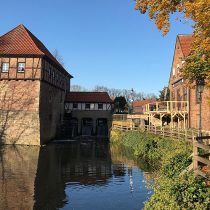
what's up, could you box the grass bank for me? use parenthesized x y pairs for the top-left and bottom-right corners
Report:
(110, 129), (210, 210)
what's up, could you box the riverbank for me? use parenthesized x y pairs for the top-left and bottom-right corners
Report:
(110, 129), (210, 210)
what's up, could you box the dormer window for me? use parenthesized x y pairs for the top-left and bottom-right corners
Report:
(18, 62), (25, 72)
(2, 63), (9, 72)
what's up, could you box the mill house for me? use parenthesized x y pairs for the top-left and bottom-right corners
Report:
(0, 24), (73, 145)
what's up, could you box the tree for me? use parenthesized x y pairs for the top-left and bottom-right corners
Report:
(135, 0), (210, 86)
(159, 86), (169, 101)
(114, 96), (128, 113)
(53, 49), (65, 67)
(70, 85), (87, 92)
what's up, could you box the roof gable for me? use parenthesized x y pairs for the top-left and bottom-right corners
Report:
(0, 24), (44, 56)
(0, 24), (72, 77)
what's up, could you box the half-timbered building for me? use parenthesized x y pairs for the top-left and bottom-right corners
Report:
(0, 24), (73, 145)
(64, 92), (113, 137)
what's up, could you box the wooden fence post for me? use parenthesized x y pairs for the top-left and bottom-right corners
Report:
(193, 136), (198, 170)
(163, 127), (165, 137)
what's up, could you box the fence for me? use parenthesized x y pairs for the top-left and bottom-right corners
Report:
(192, 136), (210, 179)
(112, 120), (197, 141)
(112, 120), (210, 179)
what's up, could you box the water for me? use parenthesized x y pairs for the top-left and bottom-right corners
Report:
(0, 140), (152, 210)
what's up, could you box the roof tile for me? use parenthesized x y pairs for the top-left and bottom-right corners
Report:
(0, 24), (72, 77)
(178, 35), (193, 57)
(65, 92), (113, 103)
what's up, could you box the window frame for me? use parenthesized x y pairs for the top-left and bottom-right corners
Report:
(98, 103), (103, 110)
(1, 62), (10, 72)
(85, 103), (90, 110)
(17, 62), (26, 73)
(73, 103), (78, 109)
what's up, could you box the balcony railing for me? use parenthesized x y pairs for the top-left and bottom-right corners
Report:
(144, 101), (189, 114)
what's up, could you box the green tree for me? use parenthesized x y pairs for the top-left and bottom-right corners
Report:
(114, 96), (128, 113)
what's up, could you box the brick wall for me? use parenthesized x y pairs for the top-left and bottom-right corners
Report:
(0, 56), (71, 145)
(169, 36), (210, 131)
(189, 87), (210, 131)
(0, 80), (40, 145)
(39, 81), (65, 144)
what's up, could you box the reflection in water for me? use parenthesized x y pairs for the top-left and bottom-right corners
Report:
(0, 145), (40, 210)
(0, 141), (152, 210)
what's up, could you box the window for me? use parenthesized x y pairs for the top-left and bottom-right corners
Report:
(85, 103), (90, 110)
(98, 103), (103, 110)
(90, 103), (95, 110)
(73, 103), (78, 109)
(183, 87), (187, 101)
(17, 62), (25, 72)
(1, 63), (9, 72)
(177, 89), (181, 101)
(171, 91), (175, 99)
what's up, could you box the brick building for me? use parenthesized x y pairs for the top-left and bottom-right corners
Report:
(132, 99), (157, 114)
(169, 34), (210, 131)
(0, 24), (72, 145)
(64, 92), (113, 137)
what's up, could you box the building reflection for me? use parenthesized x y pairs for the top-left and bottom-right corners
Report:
(0, 141), (143, 210)
(0, 141), (120, 209)
(0, 145), (40, 210)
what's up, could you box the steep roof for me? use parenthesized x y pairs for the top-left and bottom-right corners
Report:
(65, 92), (113, 103)
(0, 24), (72, 77)
(177, 34), (193, 57)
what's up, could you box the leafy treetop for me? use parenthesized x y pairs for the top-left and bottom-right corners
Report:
(135, 0), (210, 86)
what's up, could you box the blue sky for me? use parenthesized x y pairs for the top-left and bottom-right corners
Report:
(0, 0), (193, 94)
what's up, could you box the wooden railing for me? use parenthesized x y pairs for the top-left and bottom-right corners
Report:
(112, 120), (210, 179)
(144, 101), (189, 114)
(112, 121), (196, 141)
(193, 136), (210, 179)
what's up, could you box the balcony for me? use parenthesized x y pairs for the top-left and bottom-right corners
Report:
(144, 101), (189, 114)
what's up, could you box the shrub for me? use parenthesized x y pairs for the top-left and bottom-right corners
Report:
(110, 129), (209, 210)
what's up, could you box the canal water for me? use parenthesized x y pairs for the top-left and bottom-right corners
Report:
(0, 140), (152, 210)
